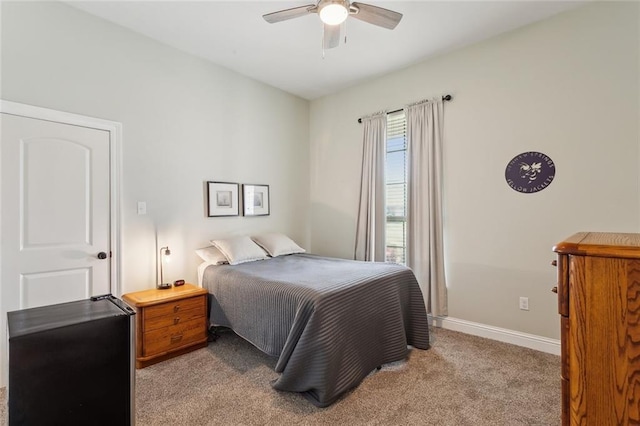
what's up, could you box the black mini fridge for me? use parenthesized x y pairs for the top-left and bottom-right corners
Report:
(7, 295), (136, 426)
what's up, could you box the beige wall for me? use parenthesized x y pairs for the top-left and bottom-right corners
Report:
(2, 1), (639, 344)
(309, 1), (640, 339)
(0, 1), (310, 294)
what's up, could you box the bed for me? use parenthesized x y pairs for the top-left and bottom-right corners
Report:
(201, 253), (430, 407)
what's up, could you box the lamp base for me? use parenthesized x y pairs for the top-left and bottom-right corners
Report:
(156, 283), (172, 290)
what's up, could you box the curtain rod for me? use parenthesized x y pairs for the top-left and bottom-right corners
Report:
(357, 94), (452, 124)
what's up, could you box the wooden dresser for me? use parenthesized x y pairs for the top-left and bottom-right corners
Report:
(122, 284), (208, 368)
(553, 232), (640, 425)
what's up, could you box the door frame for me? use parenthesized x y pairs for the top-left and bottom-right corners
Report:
(0, 99), (123, 297)
(0, 100), (122, 388)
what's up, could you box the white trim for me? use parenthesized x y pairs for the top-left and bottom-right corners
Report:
(0, 100), (123, 296)
(430, 315), (561, 356)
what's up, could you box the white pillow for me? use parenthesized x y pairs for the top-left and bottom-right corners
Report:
(251, 233), (305, 257)
(195, 246), (228, 265)
(210, 236), (268, 265)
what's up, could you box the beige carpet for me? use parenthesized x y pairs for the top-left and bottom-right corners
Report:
(0, 327), (561, 425)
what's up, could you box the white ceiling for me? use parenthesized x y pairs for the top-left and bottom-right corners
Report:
(67, 1), (588, 100)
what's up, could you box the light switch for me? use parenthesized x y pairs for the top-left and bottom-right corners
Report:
(137, 201), (147, 215)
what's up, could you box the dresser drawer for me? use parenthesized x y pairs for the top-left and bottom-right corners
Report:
(560, 315), (569, 381)
(556, 254), (569, 316)
(144, 305), (205, 332)
(143, 317), (207, 357)
(143, 295), (204, 320)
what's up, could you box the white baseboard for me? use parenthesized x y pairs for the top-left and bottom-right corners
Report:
(430, 316), (561, 356)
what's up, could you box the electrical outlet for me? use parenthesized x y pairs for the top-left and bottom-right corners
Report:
(137, 201), (147, 215)
(519, 296), (529, 311)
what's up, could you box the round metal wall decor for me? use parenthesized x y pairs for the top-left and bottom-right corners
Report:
(505, 151), (555, 194)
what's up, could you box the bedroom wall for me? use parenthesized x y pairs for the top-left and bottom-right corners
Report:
(308, 1), (640, 340)
(0, 1), (310, 293)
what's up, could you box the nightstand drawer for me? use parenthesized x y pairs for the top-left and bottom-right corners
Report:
(144, 305), (205, 332)
(143, 295), (204, 320)
(143, 317), (207, 357)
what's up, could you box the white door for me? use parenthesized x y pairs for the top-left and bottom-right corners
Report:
(2, 113), (111, 306)
(1, 103), (120, 387)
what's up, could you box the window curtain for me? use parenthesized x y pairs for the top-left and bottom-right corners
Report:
(354, 112), (387, 262)
(405, 99), (448, 316)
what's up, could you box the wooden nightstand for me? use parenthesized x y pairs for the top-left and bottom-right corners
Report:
(122, 284), (208, 368)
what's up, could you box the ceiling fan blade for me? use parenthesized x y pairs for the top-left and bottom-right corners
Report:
(263, 5), (317, 24)
(323, 24), (340, 49)
(350, 2), (402, 30)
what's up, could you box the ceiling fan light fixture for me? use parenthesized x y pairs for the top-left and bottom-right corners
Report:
(319, 2), (349, 26)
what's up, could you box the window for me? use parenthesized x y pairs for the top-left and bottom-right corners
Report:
(385, 111), (407, 264)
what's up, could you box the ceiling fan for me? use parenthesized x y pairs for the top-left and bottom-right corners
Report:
(262, 0), (403, 49)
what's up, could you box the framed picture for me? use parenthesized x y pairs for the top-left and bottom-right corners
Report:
(207, 181), (239, 217)
(242, 184), (270, 216)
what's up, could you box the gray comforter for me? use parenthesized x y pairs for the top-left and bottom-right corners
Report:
(202, 254), (430, 407)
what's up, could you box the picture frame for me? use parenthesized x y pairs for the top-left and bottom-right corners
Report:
(207, 181), (239, 217)
(242, 184), (270, 216)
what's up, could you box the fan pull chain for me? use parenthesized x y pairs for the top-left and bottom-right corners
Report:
(343, 20), (348, 45)
(322, 24), (327, 59)
(321, 23), (324, 58)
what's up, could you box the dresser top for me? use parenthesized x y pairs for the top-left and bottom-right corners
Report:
(122, 283), (206, 307)
(554, 232), (640, 258)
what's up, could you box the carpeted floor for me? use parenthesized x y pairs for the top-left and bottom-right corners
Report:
(0, 327), (561, 425)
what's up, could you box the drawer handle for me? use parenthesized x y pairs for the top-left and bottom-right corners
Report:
(551, 260), (557, 267)
(551, 286), (558, 294)
(174, 317), (180, 324)
(173, 305), (180, 312)
(170, 334), (183, 343)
